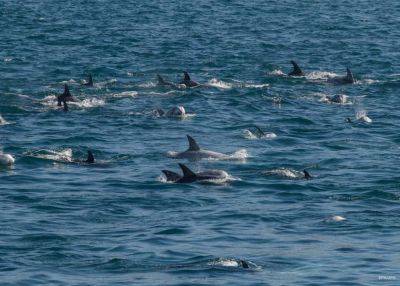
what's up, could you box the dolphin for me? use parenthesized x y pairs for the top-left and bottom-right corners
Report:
(153, 106), (186, 118)
(166, 106), (186, 117)
(288, 61), (304, 76)
(162, 163), (229, 183)
(180, 71), (199, 87)
(328, 94), (348, 104)
(328, 68), (355, 84)
(0, 152), (15, 166)
(169, 135), (229, 160)
(57, 84), (76, 106)
(83, 74), (93, 87)
(156, 74), (177, 88)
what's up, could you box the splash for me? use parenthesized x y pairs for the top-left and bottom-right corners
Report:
(111, 91), (138, 98)
(243, 129), (277, 140)
(355, 110), (372, 123)
(226, 148), (249, 160)
(76, 98), (105, 108)
(0, 115), (10, 126)
(207, 78), (233, 89)
(264, 168), (305, 179)
(306, 71), (338, 81)
(268, 69), (285, 76)
(325, 215), (346, 222)
(25, 149), (73, 163)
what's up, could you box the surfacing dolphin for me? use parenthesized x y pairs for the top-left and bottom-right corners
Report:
(288, 61), (304, 76)
(180, 71), (199, 87)
(162, 163), (229, 183)
(57, 84), (76, 106)
(327, 94), (349, 104)
(156, 74), (177, 88)
(154, 106), (186, 118)
(328, 68), (355, 84)
(82, 74), (93, 87)
(169, 135), (231, 160)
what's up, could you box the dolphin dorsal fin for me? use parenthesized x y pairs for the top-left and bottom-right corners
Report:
(346, 68), (354, 82)
(291, 61), (303, 74)
(179, 163), (196, 178)
(183, 71), (191, 81)
(88, 74), (93, 85)
(303, 170), (312, 180)
(162, 170), (181, 182)
(63, 84), (72, 97)
(186, 135), (200, 151)
(86, 150), (95, 163)
(157, 74), (165, 84)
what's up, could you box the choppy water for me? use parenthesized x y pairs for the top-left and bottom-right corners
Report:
(1, 1), (400, 285)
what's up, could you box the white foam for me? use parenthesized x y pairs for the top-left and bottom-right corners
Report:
(75, 98), (105, 108)
(269, 69), (285, 76)
(207, 78), (233, 89)
(264, 168), (304, 179)
(307, 71), (338, 80)
(138, 82), (156, 88)
(327, 215), (346, 222)
(356, 110), (372, 123)
(243, 129), (277, 140)
(111, 91), (138, 98)
(226, 149), (249, 161)
(60, 79), (77, 84)
(26, 149), (73, 162)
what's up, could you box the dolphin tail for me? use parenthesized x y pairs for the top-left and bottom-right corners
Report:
(289, 61), (303, 76)
(162, 170), (181, 182)
(346, 68), (355, 83)
(178, 163), (197, 179)
(86, 150), (95, 163)
(186, 135), (200, 151)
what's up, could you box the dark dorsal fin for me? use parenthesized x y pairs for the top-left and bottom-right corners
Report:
(239, 260), (249, 269)
(183, 71), (191, 81)
(290, 61), (303, 76)
(57, 95), (62, 106)
(162, 170), (181, 182)
(254, 126), (265, 136)
(86, 150), (95, 163)
(303, 170), (312, 180)
(346, 68), (354, 83)
(62, 100), (68, 112)
(157, 74), (165, 84)
(186, 135), (200, 151)
(64, 84), (71, 96)
(179, 163), (196, 178)
(88, 74), (93, 86)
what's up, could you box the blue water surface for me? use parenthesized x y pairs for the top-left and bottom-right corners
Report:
(1, 1), (400, 285)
